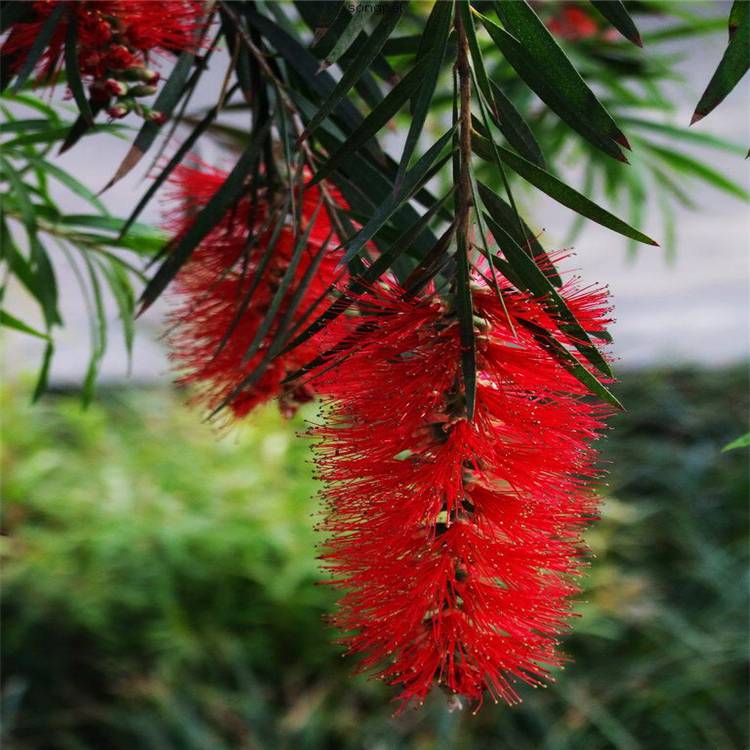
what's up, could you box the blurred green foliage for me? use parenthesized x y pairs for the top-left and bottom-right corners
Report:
(1, 367), (748, 750)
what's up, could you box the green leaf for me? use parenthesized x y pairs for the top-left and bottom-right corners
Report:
(722, 431), (750, 452)
(32, 341), (54, 402)
(64, 10), (94, 125)
(620, 116), (747, 155)
(337, 128), (455, 266)
(97, 258), (135, 363)
(244, 8), (368, 136)
(0, 153), (36, 231)
(138, 119), (272, 313)
(283, 189), (454, 356)
(320, 6), (371, 69)
(483, 212), (611, 376)
(119, 86), (234, 238)
(395, 0), (452, 184)
(489, 79), (545, 168)
(28, 156), (107, 213)
(478, 5), (627, 161)
(518, 317), (622, 409)
(645, 142), (750, 201)
(589, 1), (643, 47)
(461, 3), (545, 168)
(310, 56), (429, 187)
(303, 8), (402, 139)
(0, 309), (49, 339)
(476, 181), (560, 286)
(472, 131), (659, 246)
(691, 1), (750, 124)
(9, 3), (66, 93)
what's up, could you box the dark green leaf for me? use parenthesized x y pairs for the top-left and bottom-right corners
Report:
(310, 57), (430, 186)
(477, 180), (560, 285)
(138, 119), (272, 313)
(119, 86), (234, 238)
(396, 1), (452, 184)
(479, 6), (627, 161)
(484, 212), (611, 376)
(472, 131), (659, 245)
(9, 3), (65, 93)
(589, 1), (643, 47)
(692, 1), (749, 124)
(518, 317), (622, 409)
(337, 128), (455, 266)
(32, 341), (54, 402)
(64, 10), (94, 125)
(303, 8), (402, 139)
(461, 3), (545, 168)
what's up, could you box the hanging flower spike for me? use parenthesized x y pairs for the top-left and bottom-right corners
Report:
(165, 163), (348, 421)
(312, 274), (612, 710)
(1, 1), (204, 123)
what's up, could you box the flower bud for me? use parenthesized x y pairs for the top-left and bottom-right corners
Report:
(106, 103), (130, 119)
(103, 78), (128, 97)
(128, 84), (158, 98)
(145, 110), (168, 126)
(121, 67), (160, 84)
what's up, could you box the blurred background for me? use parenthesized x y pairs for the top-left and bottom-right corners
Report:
(2, 1), (749, 748)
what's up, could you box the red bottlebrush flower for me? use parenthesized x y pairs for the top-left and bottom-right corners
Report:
(1, 1), (203, 91)
(312, 274), (612, 710)
(165, 163), (348, 421)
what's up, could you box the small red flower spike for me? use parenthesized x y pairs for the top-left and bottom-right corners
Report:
(312, 274), (613, 711)
(164, 163), (349, 421)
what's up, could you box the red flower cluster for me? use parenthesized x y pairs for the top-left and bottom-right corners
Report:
(165, 163), (347, 420)
(312, 274), (612, 709)
(2, 1), (204, 122)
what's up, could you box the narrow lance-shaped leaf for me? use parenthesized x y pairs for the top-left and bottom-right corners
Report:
(472, 131), (659, 246)
(0, 309), (50, 339)
(337, 127), (456, 267)
(9, 2), (65, 93)
(119, 84), (239, 238)
(519, 317), (622, 409)
(240, 200), (325, 366)
(64, 10), (94, 125)
(691, 0), (750, 124)
(722, 431), (750, 452)
(310, 56), (430, 186)
(589, 1), (643, 47)
(283, 189), (454, 356)
(477, 6), (628, 161)
(477, 180), (560, 286)
(395, 0), (452, 185)
(138, 118), (272, 313)
(461, 2), (545, 168)
(484, 212), (611, 377)
(319, 6), (372, 70)
(303, 8), (403, 139)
